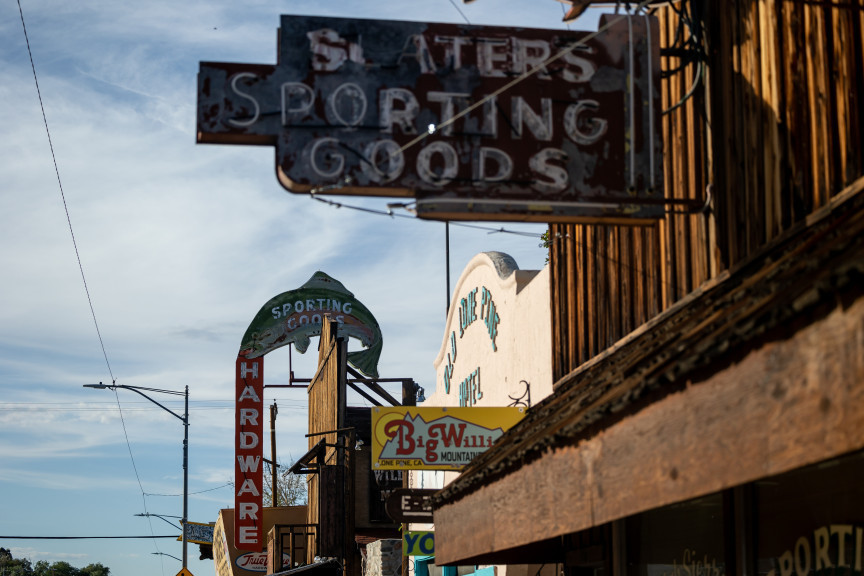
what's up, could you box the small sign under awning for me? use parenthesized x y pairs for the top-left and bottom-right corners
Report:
(385, 488), (437, 523)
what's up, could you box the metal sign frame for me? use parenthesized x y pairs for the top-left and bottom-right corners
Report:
(197, 14), (663, 224)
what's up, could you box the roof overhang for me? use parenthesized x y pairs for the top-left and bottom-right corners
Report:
(432, 176), (864, 566)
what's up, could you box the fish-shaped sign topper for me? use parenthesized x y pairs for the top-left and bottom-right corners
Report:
(238, 271), (383, 378)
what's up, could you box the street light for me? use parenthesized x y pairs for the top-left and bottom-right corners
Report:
(152, 552), (183, 562)
(84, 382), (189, 570)
(135, 512), (182, 530)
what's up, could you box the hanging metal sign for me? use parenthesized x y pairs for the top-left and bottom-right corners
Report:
(234, 356), (264, 551)
(232, 272), (383, 551)
(179, 521), (215, 545)
(238, 271), (383, 378)
(371, 406), (525, 470)
(385, 488), (438, 523)
(197, 14), (663, 224)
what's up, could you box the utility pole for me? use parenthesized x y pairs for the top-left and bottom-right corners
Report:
(84, 382), (190, 570)
(270, 402), (278, 506)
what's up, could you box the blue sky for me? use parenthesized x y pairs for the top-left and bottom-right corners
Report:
(0, 2), (600, 575)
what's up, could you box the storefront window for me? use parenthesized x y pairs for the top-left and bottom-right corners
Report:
(625, 494), (727, 576)
(755, 452), (864, 576)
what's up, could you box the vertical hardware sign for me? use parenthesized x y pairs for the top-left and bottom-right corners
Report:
(235, 356), (264, 551)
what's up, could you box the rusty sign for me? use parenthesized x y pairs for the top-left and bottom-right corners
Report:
(197, 14), (662, 223)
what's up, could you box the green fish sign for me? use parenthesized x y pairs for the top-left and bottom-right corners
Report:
(238, 271), (383, 378)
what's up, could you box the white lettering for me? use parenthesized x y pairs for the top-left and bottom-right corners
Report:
(398, 34), (436, 73)
(562, 48), (597, 83)
(475, 147), (513, 183)
(343, 302), (352, 314)
(239, 502), (259, 520)
(513, 38), (551, 79)
(565, 100), (608, 145)
(237, 478), (261, 497)
(361, 139), (405, 183)
(512, 97), (553, 141)
(240, 362), (259, 380)
(326, 82), (367, 127)
(239, 526), (258, 544)
(238, 385), (261, 403)
(380, 88), (419, 135)
(227, 73), (260, 128)
(477, 38), (508, 77)
(530, 148), (569, 193)
(434, 36), (472, 69)
(417, 141), (459, 186)
(240, 408), (259, 426)
(478, 96), (498, 138)
(309, 138), (345, 179)
(240, 432), (259, 449)
(428, 92), (469, 137)
(237, 455), (261, 473)
(281, 82), (315, 126)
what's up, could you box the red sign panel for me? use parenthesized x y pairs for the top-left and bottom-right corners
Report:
(197, 14), (663, 223)
(235, 356), (264, 551)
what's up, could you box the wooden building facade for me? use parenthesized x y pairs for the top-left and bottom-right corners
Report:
(434, 1), (864, 574)
(552, 0), (864, 376)
(275, 318), (417, 576)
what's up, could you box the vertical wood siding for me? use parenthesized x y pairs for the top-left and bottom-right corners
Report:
(551, 0), (864, 382)
(305, 319), (346, 560)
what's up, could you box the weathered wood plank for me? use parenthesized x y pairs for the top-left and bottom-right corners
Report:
(436, 294), (864, 566)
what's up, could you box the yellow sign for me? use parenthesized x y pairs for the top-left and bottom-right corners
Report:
(403, 531), (435, 556)
(372, 406), (524, 470)
(176, 568), (194, 576)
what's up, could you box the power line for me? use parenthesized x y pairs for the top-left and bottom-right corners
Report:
(309, 195), (545, 239)
(16, 0), (114, 384)
(144, 483), (232, 497)
(447, 0), (471, 24)
(16, 4), (170, 561)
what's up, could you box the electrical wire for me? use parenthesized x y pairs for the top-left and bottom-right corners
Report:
(144, 483), (233, 497)
(309, 195), (544, 238)
(16, 7), (167, 570)
(447, 0), (471, 24)
(16, 0), (114, 384)
(111, 387), (168, 569)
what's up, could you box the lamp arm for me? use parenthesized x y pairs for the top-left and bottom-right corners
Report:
(118, 385), (186, 424)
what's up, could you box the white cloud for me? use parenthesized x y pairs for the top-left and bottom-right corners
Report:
(0, 1), (572, 573)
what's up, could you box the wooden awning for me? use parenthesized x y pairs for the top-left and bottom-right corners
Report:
(432, 178), (864, 566)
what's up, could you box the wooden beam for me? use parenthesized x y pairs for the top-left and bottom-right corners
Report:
(434, 294), (864, 566)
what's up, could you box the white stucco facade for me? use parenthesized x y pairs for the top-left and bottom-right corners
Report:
(407, 252), (554, 576)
